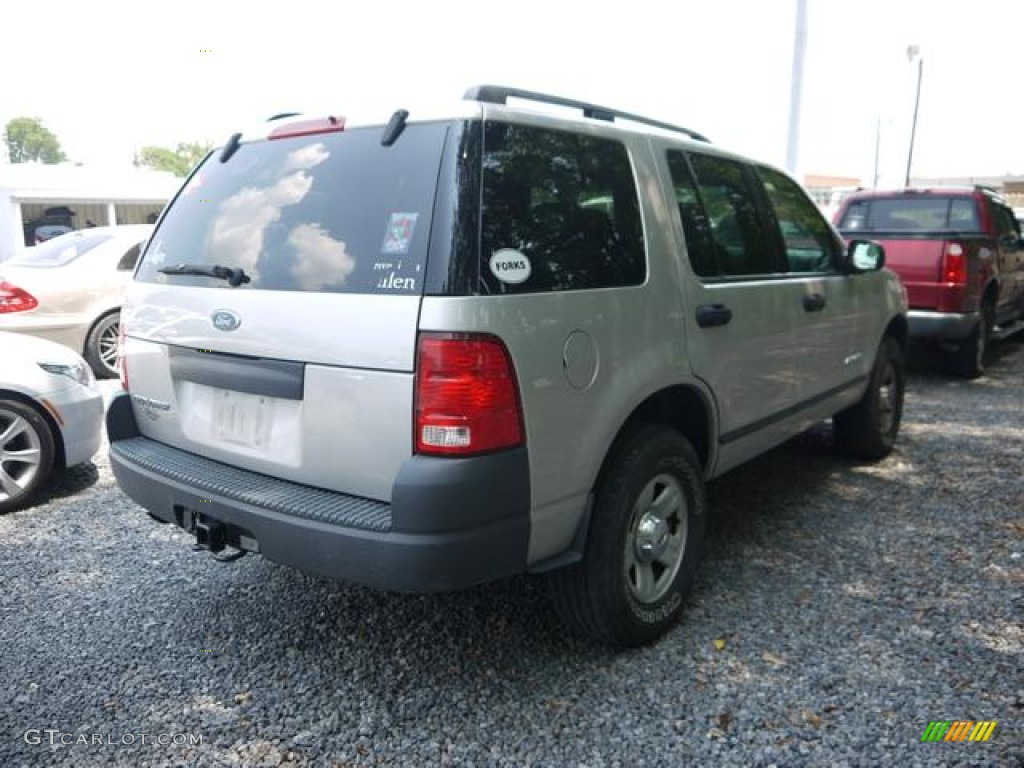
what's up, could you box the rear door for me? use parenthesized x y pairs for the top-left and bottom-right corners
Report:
(125, 121), (450, 502)
(663, 149), (811, 461)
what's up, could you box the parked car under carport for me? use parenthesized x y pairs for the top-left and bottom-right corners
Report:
(0, 224), (152, 378)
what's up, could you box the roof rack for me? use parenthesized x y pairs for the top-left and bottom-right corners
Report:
(464, 85), (710, 143)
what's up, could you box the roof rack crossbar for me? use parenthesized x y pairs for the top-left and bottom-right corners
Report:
(464, 85), (710, 143)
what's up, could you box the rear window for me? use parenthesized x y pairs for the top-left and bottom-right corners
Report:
(478, 123), (645, 293)
(7, 230), (113, 267)
(135, 123), (449, 294)
(838, 196), (979, 233)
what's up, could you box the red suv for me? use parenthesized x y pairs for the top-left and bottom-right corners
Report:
(834, 187), (1024, 377)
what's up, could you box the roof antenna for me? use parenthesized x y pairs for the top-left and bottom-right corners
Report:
(381, 109), (409, 147)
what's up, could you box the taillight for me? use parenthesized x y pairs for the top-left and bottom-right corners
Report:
(117, 324), (128, 391)
(0, 280), (38, 313)
(941, 242), (967, 284)
(415, 333), (524, 456)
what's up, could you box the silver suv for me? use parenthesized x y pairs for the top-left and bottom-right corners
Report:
(108, 86), (908, 647)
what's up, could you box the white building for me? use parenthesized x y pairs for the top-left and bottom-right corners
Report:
(0, 163), (181, 261)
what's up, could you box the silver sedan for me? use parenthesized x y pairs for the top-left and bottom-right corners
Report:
(0, 224), (152, 378)
(0, 331), (104, 514)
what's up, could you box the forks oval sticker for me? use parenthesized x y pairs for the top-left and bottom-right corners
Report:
(489, 249), (531, 284)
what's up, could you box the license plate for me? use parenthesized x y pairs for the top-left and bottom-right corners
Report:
(213, 389), (272, 448)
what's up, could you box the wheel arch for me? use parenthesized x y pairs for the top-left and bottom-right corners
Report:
(0, 389), (65, 470)
(883, 313), (909, 352)
(595, 384), (715, 489)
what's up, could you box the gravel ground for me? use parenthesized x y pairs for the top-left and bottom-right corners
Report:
(2, 340), (1022, 768)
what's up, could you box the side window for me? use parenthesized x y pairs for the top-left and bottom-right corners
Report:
(688, 153), (775, 277)
(756, 165), (839, 273)
(117, 242), (143, 271)
(989, 201), (1019, 243)
(666, 151), (718, 277)
(948, 199), (979, 231)
(480, 123), (645, 293)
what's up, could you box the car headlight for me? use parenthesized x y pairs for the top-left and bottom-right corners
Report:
(38, 360), (95, 387)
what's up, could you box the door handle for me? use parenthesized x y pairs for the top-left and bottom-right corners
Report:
(696, 303), (733, 328)
(803, 293), (826, 312)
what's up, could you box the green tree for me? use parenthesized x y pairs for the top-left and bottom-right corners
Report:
(3, 117), (68, 164)
(134, 142), (213, 177)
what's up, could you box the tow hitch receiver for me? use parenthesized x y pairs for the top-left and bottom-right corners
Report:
(175, 505), (252, 562)
(195, 519), (227, 552)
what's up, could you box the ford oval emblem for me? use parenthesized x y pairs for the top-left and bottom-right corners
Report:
(211, 309), (241, 332)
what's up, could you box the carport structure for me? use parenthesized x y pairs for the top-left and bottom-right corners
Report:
(0, 163), (180, 261)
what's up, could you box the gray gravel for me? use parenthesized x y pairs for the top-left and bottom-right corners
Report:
(2, 340), (1022, 768)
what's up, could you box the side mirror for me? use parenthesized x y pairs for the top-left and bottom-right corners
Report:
(846, 239), (885, 273)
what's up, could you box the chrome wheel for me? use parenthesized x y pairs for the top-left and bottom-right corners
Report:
(0, 407), (44, 505)
(98, 320), (120, 371)
(625, 473), (688, 604)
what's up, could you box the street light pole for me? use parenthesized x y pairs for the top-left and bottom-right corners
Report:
(873, 118), (881, 188)
(905, 46), (923, 187)
(785, 0), (808, 176)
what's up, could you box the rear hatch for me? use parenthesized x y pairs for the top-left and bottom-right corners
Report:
(836, 193), (981, 309)
(123, 118), (451, 502)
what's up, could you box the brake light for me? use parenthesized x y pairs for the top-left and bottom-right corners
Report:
(117, 324), (128, 391)
(415, 333), (524, 456)
(941, 242), (967, 284)
(0, 280), (38, 313)
(268, 116), (345, 140)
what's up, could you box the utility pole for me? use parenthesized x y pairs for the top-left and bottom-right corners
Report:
(905, 46), (923, 187)
(785, 0), (808, 177)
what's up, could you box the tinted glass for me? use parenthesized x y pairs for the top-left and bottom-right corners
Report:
(688, 154), (775, 277)
(7, 230), (113, 267)
(479, 123), (645, 293)
(757, 165), (838, 273)
(838, 196), (980, 232)
(117, 242), (143, 271)
(666, 151), (718, 277)
(136, 124), (448, 294)
(989, 200), (1019, 241)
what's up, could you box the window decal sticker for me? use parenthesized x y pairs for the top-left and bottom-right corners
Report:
(382, 212), (418, 255)
(489, 248), (532, 284)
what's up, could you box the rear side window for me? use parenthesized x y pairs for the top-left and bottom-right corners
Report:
(7, 230), (113, 267)
(666, 151), (718, 277)
(687, 153), (775, 277)
(117, 242), (143, 271)
(838, 196), (979, 233)
(136, 124), (449, 294)
(479, 123), (645, 293)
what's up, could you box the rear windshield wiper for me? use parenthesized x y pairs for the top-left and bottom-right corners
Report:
(158, 263), (251, 287)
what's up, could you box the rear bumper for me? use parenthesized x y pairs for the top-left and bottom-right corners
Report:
(106, 393), (530, 592)
(908, 310), (978, 342)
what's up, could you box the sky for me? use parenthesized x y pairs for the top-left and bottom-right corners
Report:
(2, 0), (1022, 186)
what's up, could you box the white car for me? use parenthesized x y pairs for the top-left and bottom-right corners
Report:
(0, 224), (153, 378)
(0, 331), (104, 513)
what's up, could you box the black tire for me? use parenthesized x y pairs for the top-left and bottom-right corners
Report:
(948, 308), (992, 379)
(0, 399), (56, 514)
(834, 337), (905, 460)
(548, 425), (707, 648)
(84, 311), (120, 379)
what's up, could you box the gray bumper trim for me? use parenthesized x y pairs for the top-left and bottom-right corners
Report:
(908, 310), (978, 341)
(111, 436), (392, 532)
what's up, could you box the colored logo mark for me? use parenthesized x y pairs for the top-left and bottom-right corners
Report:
(921, 721), (996, 742)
